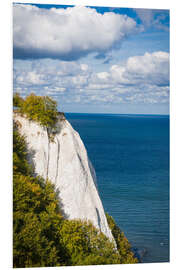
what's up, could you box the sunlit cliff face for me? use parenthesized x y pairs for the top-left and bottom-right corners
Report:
(13, 113), (114, 242)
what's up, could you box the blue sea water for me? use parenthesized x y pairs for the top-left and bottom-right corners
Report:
(65, 113), (169, 263)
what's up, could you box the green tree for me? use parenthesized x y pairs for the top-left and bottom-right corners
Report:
(13, 127), (68, 267)
(106, 213), (138, 264)
(59, 219), (121, 266)
(13, 174), (68, 267)
(13, 97), (138, 268)
(13, 93), (24, 109)
(19, 93), (59, 129)
(13, 122), (32, 176)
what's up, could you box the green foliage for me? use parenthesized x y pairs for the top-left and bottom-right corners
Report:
(106, 213), (138, 264)
(14, 93), (59, 129)
(13, 122), (32, 176)
(13, 93), (24, 108)
(13, 128), (67, 267)
(13, 172), (120, 267)
(13, 174), (67, 267)
(59, 219), (121, 266)
(13, 107), (138, 268)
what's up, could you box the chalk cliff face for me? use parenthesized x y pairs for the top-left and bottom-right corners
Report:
(14, 113), (114, 241)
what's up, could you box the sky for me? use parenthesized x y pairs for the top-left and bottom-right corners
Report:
(13, 3), (170, 114)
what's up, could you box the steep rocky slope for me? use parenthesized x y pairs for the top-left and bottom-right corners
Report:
(13, 113), (114, 241)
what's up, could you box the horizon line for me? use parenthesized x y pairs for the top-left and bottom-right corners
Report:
(63, 112), (169, 116)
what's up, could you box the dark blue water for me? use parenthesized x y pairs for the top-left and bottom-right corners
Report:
(65, 113), (169, 263)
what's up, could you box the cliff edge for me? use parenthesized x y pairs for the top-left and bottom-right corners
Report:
(13, 113), (114, 241)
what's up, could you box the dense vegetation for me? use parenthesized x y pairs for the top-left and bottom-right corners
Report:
(13, 93), (59, 129)
(106, 213), (137, 264)
(13, 93), (138, 267)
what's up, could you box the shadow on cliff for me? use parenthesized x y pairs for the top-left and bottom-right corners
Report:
(27, 147), (37, 177)
(54, 187), (70, 219)
(88, 158), (98, 189)
(27, 147), (69, 219)
(95, 207), (101, 231)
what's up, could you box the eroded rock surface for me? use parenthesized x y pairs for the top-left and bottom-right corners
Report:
(14, 113), (114, 241)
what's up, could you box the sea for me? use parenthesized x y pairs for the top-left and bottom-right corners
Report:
(65, 113), (169, 263)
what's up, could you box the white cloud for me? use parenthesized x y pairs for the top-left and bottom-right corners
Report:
(80, 64), (89, 71)
(97, 72), (110, 80)
(111, 51), (169, 87)
(16, 71), (46, 85)
(72, 75), (88, 86)
(13, 51), (169, 105)
(13, 4), (138, 60)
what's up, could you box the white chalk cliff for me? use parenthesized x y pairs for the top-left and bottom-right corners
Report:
(14, 113), (114, 241)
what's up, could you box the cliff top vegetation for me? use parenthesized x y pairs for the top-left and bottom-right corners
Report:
(13, 93), (59, 129)
(13, 94), (138, 267)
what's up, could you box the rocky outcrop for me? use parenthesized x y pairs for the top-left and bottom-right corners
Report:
(13, 113), (114, 241)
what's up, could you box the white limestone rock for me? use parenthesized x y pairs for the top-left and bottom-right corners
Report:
(13, 113), (114, 241)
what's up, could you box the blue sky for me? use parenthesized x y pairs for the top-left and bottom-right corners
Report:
(13, 3), (169, 114)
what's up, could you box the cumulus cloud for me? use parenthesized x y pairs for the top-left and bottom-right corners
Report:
(13, 59), (91, 97)
(16, 71), (46, 85)
(13, 51), (169, 105)
(110, 51), (169, 87)
(13, 4), (138, 60)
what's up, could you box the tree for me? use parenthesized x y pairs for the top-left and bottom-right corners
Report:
(13, 122), (32, 176)
(13, 174), (68, 267)
(18, 93), (59, 129)
(13, 127), (67, 267)
(13, 95), (138, 267)
(13, 93), (24, 109)
(58, 219), (120, 266)
(106, 213), (138, 264)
